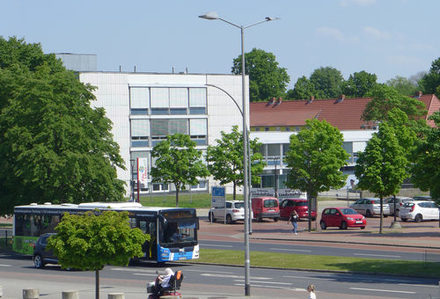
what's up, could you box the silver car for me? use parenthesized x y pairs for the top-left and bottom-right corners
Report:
(350, 198), (390, 217)
(385, 196), (413, 216)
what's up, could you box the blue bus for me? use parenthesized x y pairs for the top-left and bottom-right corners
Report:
(13, 202), (199, 262)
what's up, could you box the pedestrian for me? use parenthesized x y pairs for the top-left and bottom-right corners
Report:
(307, 284), (316, 299)
(289, 209), (299, 235)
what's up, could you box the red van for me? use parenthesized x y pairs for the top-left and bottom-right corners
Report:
(251, 197), (280, 222)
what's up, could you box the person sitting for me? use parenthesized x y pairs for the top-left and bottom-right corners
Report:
(152, 268), (174, 295)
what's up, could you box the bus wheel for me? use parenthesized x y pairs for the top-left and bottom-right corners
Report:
(33, 255), (44, 268)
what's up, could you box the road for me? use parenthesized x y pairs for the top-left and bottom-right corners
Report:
(0, 253), (439, 299)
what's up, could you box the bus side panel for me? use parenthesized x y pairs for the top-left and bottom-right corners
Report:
(157, 244), (199, 262)
(13, 236), (38, 255)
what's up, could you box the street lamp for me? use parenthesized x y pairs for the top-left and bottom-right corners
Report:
(199, 12), (279, 296)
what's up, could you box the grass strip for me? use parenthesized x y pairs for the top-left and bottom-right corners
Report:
(185, 248), (440, 278)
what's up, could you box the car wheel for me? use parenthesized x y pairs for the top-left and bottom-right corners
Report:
(340, 221), (348, 230)
(208, 212), (215, 222)
(360, 226), (365, 230)
(33, 254), (44, 269)
(273, 217), (279, 222)
(320, 221), (327, 230)
(415, 214), (423, 223)
(226, 214), (233, 224)
(366, 210), (372, 218)
(401, 218), (408, 222)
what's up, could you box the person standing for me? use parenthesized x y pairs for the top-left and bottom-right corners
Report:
(307, 284), (316, 299)
(289, 209), (299, 235)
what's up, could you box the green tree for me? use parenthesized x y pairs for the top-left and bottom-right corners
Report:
(285, 119), (348, 231)
(411, 112), (440, 202)
(0, 37), (125, 215)
(151, 133), (209, 207)
(48, 211), (148, 299)
(386, 75), (419, 97)
(206, 126), (265, 200)
(232, 48), (290, 102)
(286, 76), (316, 100)
(342, 71), (378, 98)
(362, 84), (426, 122)
(354, 122), (408, 234)
(419, 57), (440, 98)
(309, 66), (344, 99)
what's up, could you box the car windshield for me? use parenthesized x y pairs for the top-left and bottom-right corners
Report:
(403, 202), (415, 208)
(234, 202), (244, 209)
(340, 208), (358, 215)
(295, 201), (308, 206)
(264, 199), (278, 208)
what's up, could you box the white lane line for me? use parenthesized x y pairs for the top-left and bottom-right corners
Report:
(110, 267), (234, 275)
(234, 280), (291, 285)
(350, 287), (416, 294)
(234, 284), (306, 291)
(283, 275), (332, 281)
(398, 283), (438, 288)
(353, 253), (401, 258)
(201, 273), (271, 280)
(199, 243), (233, 248)
(270, 248), (312, 253)
(133, 273), (158, 277)
(0, 264), (11, 267)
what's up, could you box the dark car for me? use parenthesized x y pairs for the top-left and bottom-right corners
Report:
(33, 233), (57, 268)
(279, 198), (316, 220)
(320, 207), (366, 230)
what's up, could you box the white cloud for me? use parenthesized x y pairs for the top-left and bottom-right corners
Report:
(340, 0), (376, 6)
(363, 26), (391, 40)
(316, 27), (345, 41)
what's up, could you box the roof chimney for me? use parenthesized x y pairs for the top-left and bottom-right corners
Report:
(307, 95), (314, 104)
(336, 94), (345, 103)
(273, 97), (283, 107)
(417, 91), (423, 98)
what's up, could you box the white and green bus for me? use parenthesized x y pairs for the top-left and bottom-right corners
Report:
(13, 202), (200, 262)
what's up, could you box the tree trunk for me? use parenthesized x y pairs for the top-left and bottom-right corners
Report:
(307, 193), (312, 232)
(175, 186), (180, 207)
(233, 181), (236, 201)
(379, 196), (383, 234)
(95, 269), (99, 299)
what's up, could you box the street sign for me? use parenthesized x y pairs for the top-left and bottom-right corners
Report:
(211, 186), (226, 208)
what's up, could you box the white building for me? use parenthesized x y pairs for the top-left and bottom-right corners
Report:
(78, 71), (247, 198)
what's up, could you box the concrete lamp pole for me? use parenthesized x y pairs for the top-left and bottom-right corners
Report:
(199, 12), (278, 296)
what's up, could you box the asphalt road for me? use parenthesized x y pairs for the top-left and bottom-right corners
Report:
(0, 253), (439, 299)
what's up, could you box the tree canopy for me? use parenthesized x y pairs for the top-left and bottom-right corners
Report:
(206, 126), (265, 200)
(419, 57), (440, 98)
(309, 66), (344, 99)
(285, 119), (348, 231)
(151, 133), (209, 206)
(342, 71), (378, 98)
(48, 210), (147, 299)
(0, 37), (125, 215)
(232, 48), (290, 102)
(286, 76), (316, 100)
(354, 121), (408, 233)
(386, 75), (419, 97)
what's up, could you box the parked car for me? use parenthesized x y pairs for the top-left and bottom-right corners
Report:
(279, 198), (316, 220)
(208, 201), (248, 224)
(385, 196), (413, 216)
(413, 195), (432, 201)
(320, 207), (366, 230)
(399, 201), (439, 222)
(251, 197), (280, 222)
(350, 198), (390, 217)
(33, 233), (57, 268)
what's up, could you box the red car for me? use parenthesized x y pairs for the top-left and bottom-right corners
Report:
(279, 198), (316, 220)
(320, 207), (366, 230)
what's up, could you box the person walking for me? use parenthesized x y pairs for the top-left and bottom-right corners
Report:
(307, 284), (316, 299)
(289, 209), (299, 235)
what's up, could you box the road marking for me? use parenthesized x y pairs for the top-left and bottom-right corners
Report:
(234, 280), (291, 285)
(270, 248), (312, 253)
(283, 275), (332, 281)
(199, 243), (233, 248)
(0, 264), (11, 267)
(398, 283), (438, 288)
(350, 287), (416, 294)
(234, 283), (306, 291)
(353, 253), (401, 258)
(133, 273), (158, 277)
(201, 273), (271, 280)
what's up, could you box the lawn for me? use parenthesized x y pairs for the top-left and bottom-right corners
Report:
(185, 249), (440, 278)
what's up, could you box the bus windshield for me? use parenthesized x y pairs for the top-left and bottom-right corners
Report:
(159, 210), (198, 247)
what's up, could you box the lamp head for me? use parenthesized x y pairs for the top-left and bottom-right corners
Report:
(199, 12), (219, 20)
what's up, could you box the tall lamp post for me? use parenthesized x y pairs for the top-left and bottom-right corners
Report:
(199, 12), (278, 296)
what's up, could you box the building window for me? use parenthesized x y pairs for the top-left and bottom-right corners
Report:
(152, 183), (169, 192)
(170, 88), (188, 115)
(151, 119), (188, 146)
(190, 119), (207, 145)
(130, 87), (149, 115)
(151, 88), (169, 115)
(264, 127), (270, 131)
(189, 88), (206, 114)
(131, 119), (149, 147)
(191, 180), (207, 191)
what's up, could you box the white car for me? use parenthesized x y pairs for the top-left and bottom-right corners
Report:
(350, 198), (390, 217)
(208, 201), (249, 224)
(399, 201), (439, 222)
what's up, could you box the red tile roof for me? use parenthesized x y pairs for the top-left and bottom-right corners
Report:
(250, 94), (440, 130)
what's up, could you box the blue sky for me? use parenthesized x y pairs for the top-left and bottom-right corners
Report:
(2, 0), (439, 88)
